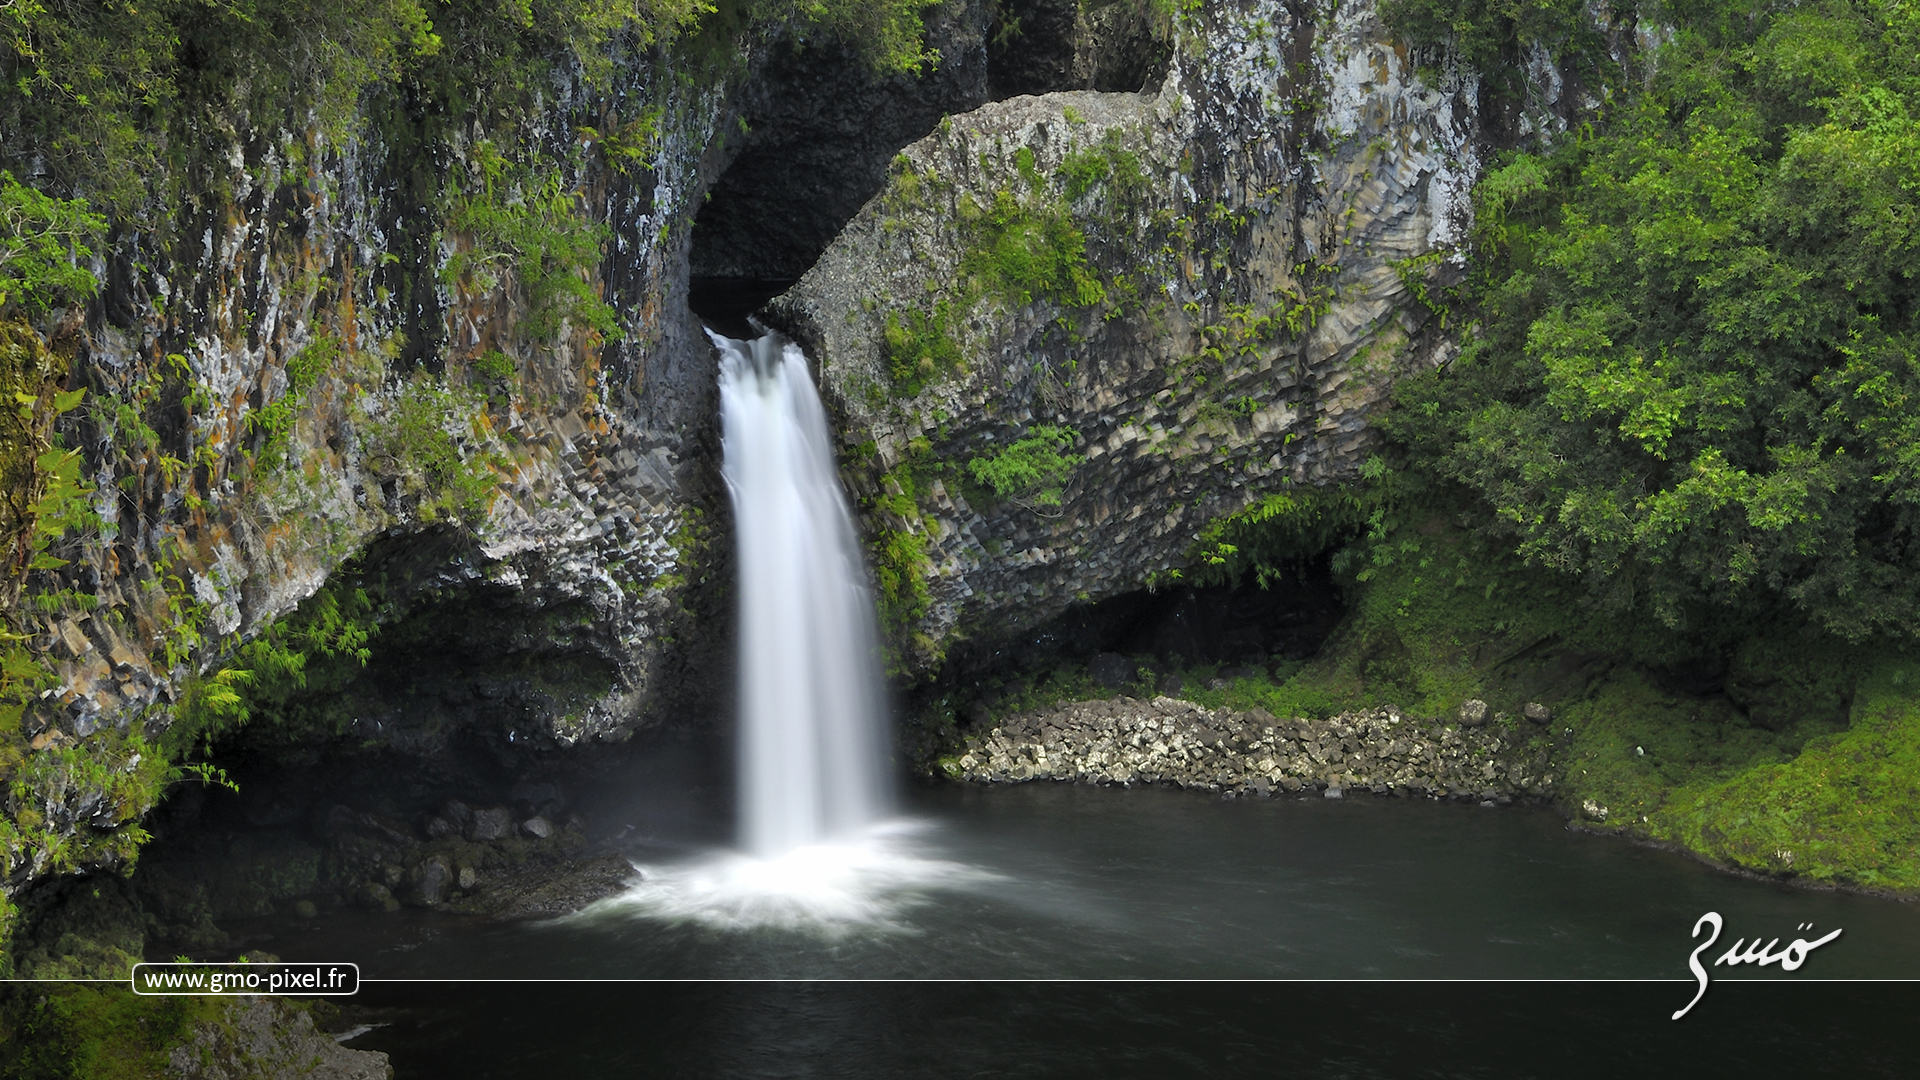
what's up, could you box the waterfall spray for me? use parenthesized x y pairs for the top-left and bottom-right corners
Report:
(716, 329), (892, 857)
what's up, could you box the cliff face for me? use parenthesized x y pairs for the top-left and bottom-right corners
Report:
(2, 0), (1538, 921)
(771, 0), (1483, 663)
(1, 12), (991, 911)
(10, 46), (719, 895)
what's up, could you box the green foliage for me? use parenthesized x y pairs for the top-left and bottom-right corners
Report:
(1182, 460), (1920, 891)
(966, 424), (1081, 511)
(0, 983), (220, 1078)
(882, 302), (963, 397)
(1378, 0), (1623, 92)
(2, 0), (937, 225)
(472, 348), (517, 383)
(959, 189), (1106, 312)
(0, 173), (103, 316)
(245, 335), (340, 470)
(1391, 0), (1920, 640)
(1183, 484), (1374, 589)
(1651, 660), (1920, 890)
(359, 374), (504, 528)
(444, 143), (620, 342)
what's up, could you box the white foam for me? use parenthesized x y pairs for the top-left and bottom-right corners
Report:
(571, 820), (999, 935)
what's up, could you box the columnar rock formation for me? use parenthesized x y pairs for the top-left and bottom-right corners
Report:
(774, 0), (1485, 658)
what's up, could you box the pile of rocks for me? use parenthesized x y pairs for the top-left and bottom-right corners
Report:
(320, 798), (627, 916)
(949, 696), (1559, 802)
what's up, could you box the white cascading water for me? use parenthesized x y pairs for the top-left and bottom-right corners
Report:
(713, 328), (891, 857)
(575, 328), (990, 934)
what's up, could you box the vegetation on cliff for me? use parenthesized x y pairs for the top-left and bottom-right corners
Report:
(1, 0), (942, 216)
(1393, 0), (1920, 641)
(1190, 0), (1920, 891)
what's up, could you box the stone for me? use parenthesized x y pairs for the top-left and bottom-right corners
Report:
(169, 997), (392, 1080)
(468, 805), (513, 841)
(1324, 786), (1344, 799)
(440, 799), (474, 829)
(1089, 652), (1132, 688)
(457, 865), (478, 891)
(1523, 702), (1552, 724)
(351, 882), (395, 911)
(292, 899), (318, 919)
(521, 816), (554, 840)
(408, 855), (453, 906)
(422, 815), (456, 840)
(1458, 699), (1490, 727)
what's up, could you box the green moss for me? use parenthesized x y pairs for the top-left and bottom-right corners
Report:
(0, 983), (221, 1080)
(1647, 662), (1920, 889)
(877, 125), (1152, 398)
(863, 452), (939, 668)
(883, 302), (964, 397)
(960, 189), (1106, 312)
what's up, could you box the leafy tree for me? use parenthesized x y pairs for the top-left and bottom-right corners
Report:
(0, 171), (102, 316)
(1390, 0), (1920, 639)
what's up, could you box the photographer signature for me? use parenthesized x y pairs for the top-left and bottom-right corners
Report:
(1672, 912), (1842, 1019)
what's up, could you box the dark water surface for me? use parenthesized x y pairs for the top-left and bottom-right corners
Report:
(318, 784), (1918, 1076)
(276, 782), (1918, 979)
(345, 981), (1919, 1079)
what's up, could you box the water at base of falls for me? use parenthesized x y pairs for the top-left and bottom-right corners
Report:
(714, 328), (893, 859)
(576, 819), (999, 935)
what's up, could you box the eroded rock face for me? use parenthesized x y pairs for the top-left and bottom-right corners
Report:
(770, 0), (1483, 665)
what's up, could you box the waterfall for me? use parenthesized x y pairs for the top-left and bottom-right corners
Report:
(716, 329), (892, 857)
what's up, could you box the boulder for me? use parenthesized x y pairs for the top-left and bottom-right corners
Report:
(351, 882), (399, 912)
(407, 855), (453, 907)
(440, 799), (474, 830)
(521, 816), (554, 840)
(1523, 702), (1552, 724)
(468, 805), (512, 841)
(1458, 699), (1490, 727)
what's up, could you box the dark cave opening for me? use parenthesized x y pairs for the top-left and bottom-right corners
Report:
(921, 557), (1351, 727)
(683, 1), (1172, 335)
(86, 528), (732, 963)
(685, 28), (989, 331)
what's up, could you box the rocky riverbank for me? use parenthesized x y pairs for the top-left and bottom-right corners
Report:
(949, 696), (1561, 803)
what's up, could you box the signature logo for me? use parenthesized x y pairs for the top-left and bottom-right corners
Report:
(1672, 911), (1842, 1019)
